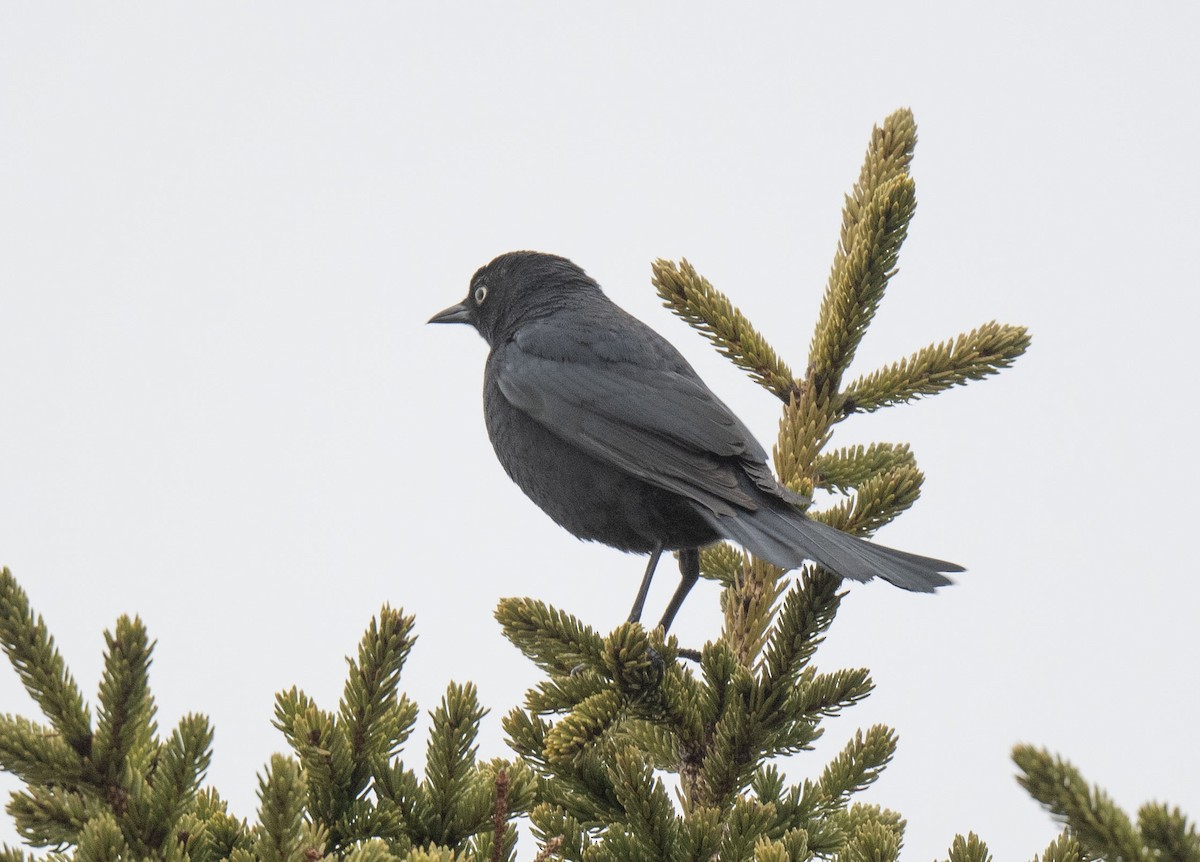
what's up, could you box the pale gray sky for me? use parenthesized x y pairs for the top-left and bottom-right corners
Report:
(2, 3), (1197, 858)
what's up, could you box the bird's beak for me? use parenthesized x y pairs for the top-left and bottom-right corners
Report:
(428, 301), (472, 325)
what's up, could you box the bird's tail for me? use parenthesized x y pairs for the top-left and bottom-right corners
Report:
(703, 501), (963, 592)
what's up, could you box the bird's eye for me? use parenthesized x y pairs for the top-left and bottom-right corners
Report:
(474, 285), (488, 304)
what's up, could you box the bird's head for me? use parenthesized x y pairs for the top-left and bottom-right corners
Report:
(429, 251), (602, 345)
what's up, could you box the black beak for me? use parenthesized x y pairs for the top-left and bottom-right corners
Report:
(428, 301), (472, 325)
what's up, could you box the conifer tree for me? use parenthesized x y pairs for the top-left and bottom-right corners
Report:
(491, 107), (1031, 862)
(3, 110), (1172, 861)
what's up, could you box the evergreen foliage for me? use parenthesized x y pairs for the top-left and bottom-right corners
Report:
(0, 570), (538, 861)
(1, 110), (1174, 860)
(1013, 745), (1199, 862)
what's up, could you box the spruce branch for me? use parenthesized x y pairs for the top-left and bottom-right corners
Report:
(533, 742), (626, 830)
(495, 600), (605, 677)
(177, 787), (249, 861)
(1014, 745), (1147, 861)
(855, 107), (918, 192)
(617, 719), (679, 772)
(789, 668), (874, 722)
(832, 803), (906, 848)
(420, 682), (487, 846)
(543, 690), (623, 766)
(531, 834), (564, 862)
(842, 322), (1031, 414)
(7, 784), (112, 849)
(696, 640), (737, 724)
(1032, 834), (1086, 862)
(275, 696), (342, 832)
(601, 624), (663, 695)
(792, 816), (849, 862)
(645, 663), (705, 755)
(720, 556), (788, 669)
(253, 754), (320, 862)
(752, 837), (788, 862)
(75, 813), (127, 862)
(774, 828), (810, 862)
(841, 819), (902, 862)
(272, 684), (353, 841)
(749, 765), (785, 806)
(945, 832), (993, 862)
(500, 708), (550, 769)
(0, 569), (92, 757)
(608, 746), (679, 862)
(813, 443), (916, 493)
(529, 804), (588, 860)
(806, 108), (918, 392)
(271, 687), (320, 754)
(808, 168), (917, 392)
(676, 805), (722, 862)
(755, 702), (822, 762)
(0, 716), (85, 786)
(653, 259), (798, 402)
(370, 757), (421, 834)
(91, 615), (157, 783)
(1138, 803), (1200, 862)
(772, 390), (839, 499)
(1014, 746), (1200, 862)
(697, 687), (759, 808)
(811, 462), (925, 538)
(339, 606), (418, 795)
(812, 726), (897, 815)
(143, 713), (213, 845)
(757, 570), (843, 713)
(525, 672), (609, 716)
(698, 542), (745, 586)
(717, 798), (776, 862)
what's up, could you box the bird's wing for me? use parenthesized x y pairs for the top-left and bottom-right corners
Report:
(494, 322), (783, 516)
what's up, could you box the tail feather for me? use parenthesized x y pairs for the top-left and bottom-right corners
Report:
(703, 502), (963, 593)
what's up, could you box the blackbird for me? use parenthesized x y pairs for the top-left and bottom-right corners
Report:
(430, 251), (963, 631)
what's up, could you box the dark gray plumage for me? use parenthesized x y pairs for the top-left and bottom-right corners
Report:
(430, 251), (963, 630)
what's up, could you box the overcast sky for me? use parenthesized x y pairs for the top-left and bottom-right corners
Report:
(2, 4), (1197, 858)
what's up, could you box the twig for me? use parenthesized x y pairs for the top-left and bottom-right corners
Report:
(490, 769), (510, 862)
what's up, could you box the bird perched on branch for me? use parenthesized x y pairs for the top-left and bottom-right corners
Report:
(430, 251), (962, 631)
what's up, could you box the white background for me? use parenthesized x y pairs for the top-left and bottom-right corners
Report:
(2, 4), (1197, 858)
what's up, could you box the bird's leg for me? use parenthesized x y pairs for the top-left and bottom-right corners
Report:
(657, 548), (700, 633)
(627, 542), (664, 624)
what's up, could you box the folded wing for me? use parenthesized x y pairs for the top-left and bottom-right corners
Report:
(496, 321), (784, 518)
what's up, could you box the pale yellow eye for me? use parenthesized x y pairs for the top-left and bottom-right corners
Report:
(474, 285), (488, 304)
